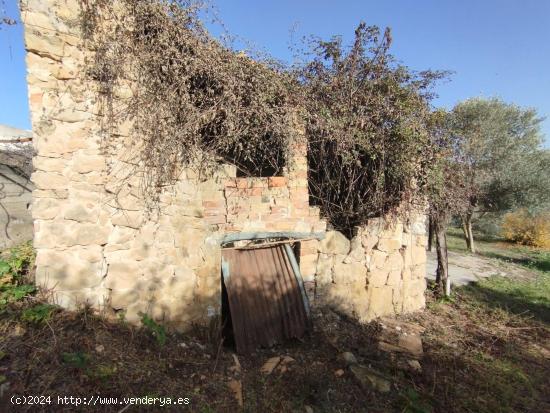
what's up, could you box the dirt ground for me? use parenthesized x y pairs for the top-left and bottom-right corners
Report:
(1, 280), (549, 413)
(1, 238), (549, 412)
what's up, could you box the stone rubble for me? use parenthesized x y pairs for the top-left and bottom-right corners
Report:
(377, 317), (425, 359)
(340, 352), (359, 366)
(349, 364), (391, 393)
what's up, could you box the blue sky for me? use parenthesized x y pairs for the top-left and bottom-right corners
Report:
(1, 0), (549, 145)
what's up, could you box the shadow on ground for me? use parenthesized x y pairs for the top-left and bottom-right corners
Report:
(462, 281), (550, 323)
(0, 285), (549, 412)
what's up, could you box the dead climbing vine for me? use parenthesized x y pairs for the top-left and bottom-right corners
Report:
(299, 23), (446, 236)
(80, 0), (297, 204)
(78, 0), (445, 235)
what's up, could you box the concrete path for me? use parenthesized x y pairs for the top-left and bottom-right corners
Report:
(426, 250), (533, 286)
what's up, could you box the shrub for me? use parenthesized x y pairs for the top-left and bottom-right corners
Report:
(80, 1), (444, 235)
(301, 23), (445, 235)
(0, 242), (37, 309)
(501, 209), (550, 249)
(0, 241), (35, 284)
(80, 0), (296, 207)
(21, 304), (57, 324)
(0, 284), (36, 308)
(140, 313), (167, 346)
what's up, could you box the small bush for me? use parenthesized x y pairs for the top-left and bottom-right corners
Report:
(0, 284), (36, 308)
(140, 313), (167, 347)
(0, 241), (35, 283)
(501, 209), (550, 249)
(0, 242), (37, 310)
(21, 303), (57, 324)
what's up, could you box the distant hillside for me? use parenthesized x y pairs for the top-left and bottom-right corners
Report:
(0, 124), (32, 140)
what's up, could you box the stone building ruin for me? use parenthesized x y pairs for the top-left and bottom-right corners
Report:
(20, 0), (427, 344)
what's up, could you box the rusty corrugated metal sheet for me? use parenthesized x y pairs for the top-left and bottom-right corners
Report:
(222, 244), (309, 354)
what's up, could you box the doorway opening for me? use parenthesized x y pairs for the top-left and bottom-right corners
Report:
(220, 240), (308, 353)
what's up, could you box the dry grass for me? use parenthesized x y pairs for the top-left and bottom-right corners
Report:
(413, 284), (550, 413)
(0, 282), (548, 412)
(0, 303), (234, 412)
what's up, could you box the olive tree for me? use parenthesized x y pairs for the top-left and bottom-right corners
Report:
(450, 98), (548, 252)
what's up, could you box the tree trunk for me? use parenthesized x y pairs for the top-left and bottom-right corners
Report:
(462, 213), (475, 254)
(462, 219), (469, 248)
(427, 215), (434, 252)
(435, 220), (450, 297)
(466, 213), (476, 254)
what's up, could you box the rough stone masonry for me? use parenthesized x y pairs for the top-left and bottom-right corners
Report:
(20, 0), (427, 329)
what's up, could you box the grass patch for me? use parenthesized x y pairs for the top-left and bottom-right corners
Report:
(416, 278), (549, 413)
(0, 242), (36, 313)
(0, 241), (35, 282)
(62, 351), (91, 369)
(140, 312), (167, 347)
(398, 388), (434, 413)
(447, 226), (550, 274)
(462, 271), (550, 322)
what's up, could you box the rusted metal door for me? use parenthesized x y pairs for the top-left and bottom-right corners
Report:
(221, 244), (309, 353)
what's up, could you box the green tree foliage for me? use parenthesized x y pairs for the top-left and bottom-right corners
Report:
(450, 98), (549, 251)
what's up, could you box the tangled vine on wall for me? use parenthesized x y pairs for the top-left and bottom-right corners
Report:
(300, 23), (445, 235)
(79, 0), (443, 235)
(80, 0), (297, 201)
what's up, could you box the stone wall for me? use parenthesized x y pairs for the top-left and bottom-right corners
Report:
(21, 0), (427, 329)
(21, 0), (325, 328)
(312, 214), (427, 322)
(219, 170), (326, 280)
